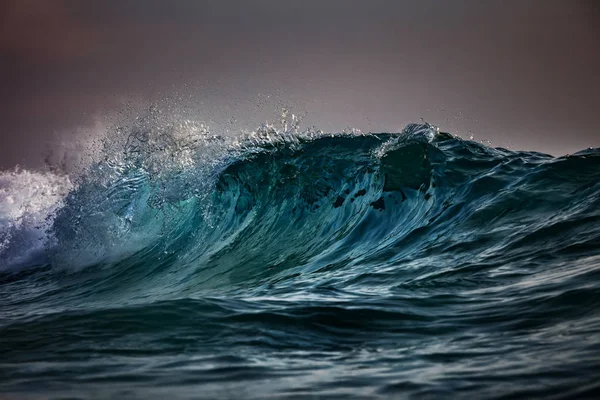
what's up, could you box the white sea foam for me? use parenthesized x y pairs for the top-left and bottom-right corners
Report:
(0, 169), (73, 270)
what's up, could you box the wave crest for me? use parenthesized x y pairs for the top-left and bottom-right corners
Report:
(2, 118), (600, 307)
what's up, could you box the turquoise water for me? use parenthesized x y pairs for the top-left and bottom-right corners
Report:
(1, 123), (600, 399)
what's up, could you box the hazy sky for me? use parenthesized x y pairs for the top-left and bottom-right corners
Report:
(1, 0), (599, 168)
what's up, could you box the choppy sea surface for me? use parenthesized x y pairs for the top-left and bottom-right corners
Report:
(1, 121), (600, 399)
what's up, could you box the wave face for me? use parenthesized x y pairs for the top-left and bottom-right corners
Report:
(1, 122), (600, 399)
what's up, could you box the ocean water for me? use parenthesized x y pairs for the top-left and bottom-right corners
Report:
(1, 122), (600, 399)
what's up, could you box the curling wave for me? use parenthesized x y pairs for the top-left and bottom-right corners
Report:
(1, 121), (600, 399)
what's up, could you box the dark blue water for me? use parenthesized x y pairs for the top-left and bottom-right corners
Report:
(1, 123), (600, 399)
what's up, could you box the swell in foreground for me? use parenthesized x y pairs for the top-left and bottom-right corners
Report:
(1, 122), (600, 399)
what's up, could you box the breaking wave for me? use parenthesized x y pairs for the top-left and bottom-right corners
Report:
(1, 116), (600, 399)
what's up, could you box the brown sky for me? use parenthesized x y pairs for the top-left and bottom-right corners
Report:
(1, 0), (599, 169)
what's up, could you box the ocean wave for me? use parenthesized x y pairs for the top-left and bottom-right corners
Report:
(1, 119), (600, 398)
